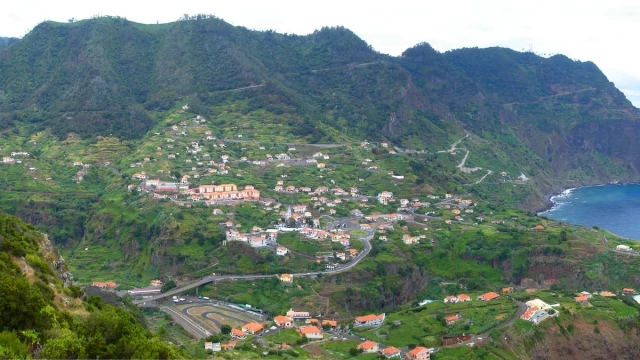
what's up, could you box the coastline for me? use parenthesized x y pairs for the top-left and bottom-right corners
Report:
(538, 182), (640, 241)
(538, 181), (632, 214)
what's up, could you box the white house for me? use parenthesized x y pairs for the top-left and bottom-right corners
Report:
(616, 244), (632, 251)
(276, 246), (289, 256)
(354, 313), (385, 327)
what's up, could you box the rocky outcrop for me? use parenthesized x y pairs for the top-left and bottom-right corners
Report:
(41, 233), (74, 287)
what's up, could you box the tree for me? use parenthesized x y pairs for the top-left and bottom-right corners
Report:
(162, 281), (177, 293)
(221, 324), (231, 335)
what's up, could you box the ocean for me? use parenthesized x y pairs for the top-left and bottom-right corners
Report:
(540, 184), (640, 240)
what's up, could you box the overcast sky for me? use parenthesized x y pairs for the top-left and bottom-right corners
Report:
(2, 0), (639, 107)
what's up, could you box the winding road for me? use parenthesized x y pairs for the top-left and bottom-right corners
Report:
(133, 225), (372, 306)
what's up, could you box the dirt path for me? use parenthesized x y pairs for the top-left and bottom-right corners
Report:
(503, 87), (596, 108)
(465, 170), (493, 186)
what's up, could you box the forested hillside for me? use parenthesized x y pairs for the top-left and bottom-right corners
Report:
(1, 16), (638, 210)
(0, 211), (184, 358)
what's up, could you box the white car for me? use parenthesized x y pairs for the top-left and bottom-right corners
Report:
(179, 298), (185, 301)
(203, 297), (210, 300)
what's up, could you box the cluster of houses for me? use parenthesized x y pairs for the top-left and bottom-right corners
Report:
(574, 288), (636, 306)
(1, 151), (29, 165)
(91, 281), (117, 289)
(131, 178), (261, 204)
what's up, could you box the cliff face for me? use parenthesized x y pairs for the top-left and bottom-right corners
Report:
(531, 319), (640, 360)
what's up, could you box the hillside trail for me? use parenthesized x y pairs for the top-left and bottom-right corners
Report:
(503, 87), (596, 108)
(439, 133), (495, 182)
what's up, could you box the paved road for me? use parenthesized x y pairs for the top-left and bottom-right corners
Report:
(160, 305), (210, 338)
(134, 227), (372, 306)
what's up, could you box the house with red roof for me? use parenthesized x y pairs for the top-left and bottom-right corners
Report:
(477, 292), (500, 301)
(357, 340), (379, 353)
(231, 329), (246, 339)
(406, 346), (430, 360)
(241, 322), (264, 335)
(274, 315), (293, 328)
(298, 326), (323, 340)
(354, 313), (386, 327)
(445, 314), (461, 325)
(380, 346), (402, 358)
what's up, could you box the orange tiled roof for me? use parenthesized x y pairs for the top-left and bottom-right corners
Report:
(299, 326), (322, 335)
(274, 315), (292, 325)
(322, 319), (337, 327)
(481, 292), (500, 301)
(355, 314), (382, 322)
(521, 307), (537, 320)
(231, 329), (245, 337)
(242, 322), (264, 333)
(575, 295), (589, 302)
(382, 346), (401, 355)
(445, 314), (460, 322)
(408, 346), (429, 356)
(457, 294), (470, 301)
(357, 340), (378, 350)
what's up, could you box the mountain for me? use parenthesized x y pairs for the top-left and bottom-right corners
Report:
(2, 16), (640, 359)
(0, 37), (18, 51)
(1, 16), (638, 211)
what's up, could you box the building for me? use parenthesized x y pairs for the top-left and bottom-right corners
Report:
(377, 191), (394, 205)
(298, 326), (323, 340)
(276, 246), (289, 256)
(204, 342), (221, 352)
(444, 295), (458, 303)
(231, 329), (246, 339)
(222, 341), (236, 350)
(574, 294), (590, 305)
(525, 299), (552, 311)
(623, 288), (636, 295)
(600, 291), (616, 297)
(286, 308), (310, 319)
(241, 322), (264, 335)
(198, 184), (260, 201)
(357, 340), (379, 354)
(92, 281), (117, 289)
(274, 316), (293, 328)
(457, 294), (471, 302)
(502, 287), (514, 293)
(477, 292), (500, 301)
(445, 314), (461, 325)
(354, 313), (385, 327)
(406, 346), (430, 360)
(280, 274), (293, 283)
(616, 244), (632, 251)
(150, 279), (163, 287)
(322, 319), (337, 328)
(381, 346), (402, 358)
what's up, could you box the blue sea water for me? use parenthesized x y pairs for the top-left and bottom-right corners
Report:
(540, 184), (640, 240)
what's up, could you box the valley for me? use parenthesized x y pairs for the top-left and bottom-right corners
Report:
(2, 15), (640, 360)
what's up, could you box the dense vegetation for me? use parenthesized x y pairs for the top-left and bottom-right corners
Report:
(0, 212), (185, 358)
(0, 16), (638, 195)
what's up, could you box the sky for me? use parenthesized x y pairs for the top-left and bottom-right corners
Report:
(2, 0), (639, 107)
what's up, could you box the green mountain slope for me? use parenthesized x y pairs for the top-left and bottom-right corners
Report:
(0, 211), (185, 359)
(1, 16), (638, 209)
